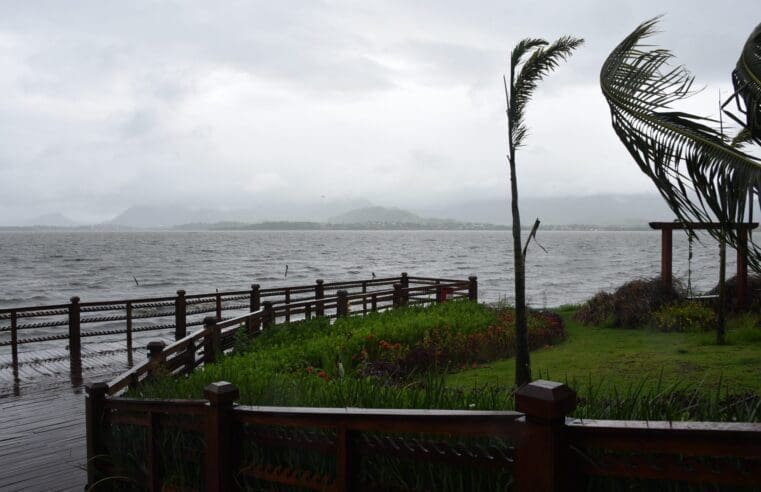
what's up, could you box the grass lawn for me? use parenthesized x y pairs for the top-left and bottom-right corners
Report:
(446, 307), (761, 395)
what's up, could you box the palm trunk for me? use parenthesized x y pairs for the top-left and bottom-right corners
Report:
(510, 154), (531, 386)
(717, 237), (727, 345)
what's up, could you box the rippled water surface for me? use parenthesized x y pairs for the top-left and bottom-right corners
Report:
(0, 230), (739, 309)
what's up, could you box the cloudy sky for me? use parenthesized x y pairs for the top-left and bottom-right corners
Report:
(0, 1), (758, 223)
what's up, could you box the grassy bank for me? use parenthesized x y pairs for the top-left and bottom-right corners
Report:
(447, 306), (761, 396)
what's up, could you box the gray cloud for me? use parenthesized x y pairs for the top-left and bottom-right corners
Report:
(0, 0), (757, 223)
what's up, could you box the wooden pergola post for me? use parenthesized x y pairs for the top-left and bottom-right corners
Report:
(649, 222), (757, 309)
(737, 227), (749, 309)
(661, 225), (673, 288)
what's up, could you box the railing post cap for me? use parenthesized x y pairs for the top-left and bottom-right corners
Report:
(401, 272), (408, 276)
(204, 381), (239, 405)
(147, 340), (166, 354)
(70, 296), (80, 304)
(251, 283), (260, 290)
(316, 279), (324, 285)
(337, 289), (348, 296)
(516, 380), (576, 421)
(85, 381), (109, 395)
(177, 289), (186, 296)
(469, 275), (478, 281)
(262, 300), (273, 308)
(203, 315), (218, 326)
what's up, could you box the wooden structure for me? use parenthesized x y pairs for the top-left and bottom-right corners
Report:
(85, 275), (761, 490)
(649, 221), (758, 308)
(0, 274), (474, 490)
(86, 376), (761, 491)
(0, 274), (471, 383)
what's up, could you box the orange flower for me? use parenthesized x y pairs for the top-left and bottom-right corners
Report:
(306, 366), (314, 374)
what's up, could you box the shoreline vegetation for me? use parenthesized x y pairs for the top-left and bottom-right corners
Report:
(136, 292), (761, 420)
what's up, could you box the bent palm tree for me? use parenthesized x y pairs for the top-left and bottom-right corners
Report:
(600, 18), (761, 272)
(726, 22), (761, 147)
(505, 35), (583, 386)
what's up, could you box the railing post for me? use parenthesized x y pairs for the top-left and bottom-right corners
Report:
(10, 310), (18, 372)
(361, 280), (368, 314)
(262, 301), (274, 329)
(184, 338), (196, 374)
(147, 340), (166, 379)
(515, 380), (577, 492)
(435, 280), (443, 303)
(393, 283), (402, 308)
(400, 273), (409, 307)
(147, 340), (166, 360)
(204, 316), (219, 364)
(69, 296), (81, 361)
(249, 284), (261, 333)
(315, 279), (325, 317)
(468, 276), (478, 302)
(175, 289), (187, 340)
(126, 301), (133, 366)
(371, 293), (377, 312)
(215, 291), (222, 321)
(337, 290), (349, 317)
(335, 426), (359, 491)
(284, 288), (291, 323)
(85, 381), (109, 488)
(204, 381), (240, 492)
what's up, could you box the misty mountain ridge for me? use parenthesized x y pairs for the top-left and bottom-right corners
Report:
(3, 193), (681, 229)
(417, 193), (675, 226)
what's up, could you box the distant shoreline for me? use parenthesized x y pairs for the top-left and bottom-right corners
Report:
(0, 223), (655, 232)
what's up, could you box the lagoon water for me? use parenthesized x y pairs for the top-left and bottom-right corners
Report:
(0, 230), (740, 309)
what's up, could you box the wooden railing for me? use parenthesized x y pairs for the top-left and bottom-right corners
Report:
(85, 378), (761, 491)
(103, 277), (475, 397)
(0, 273), (473, 372)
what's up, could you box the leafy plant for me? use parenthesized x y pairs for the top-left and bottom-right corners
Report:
(652, 302), (716, 332)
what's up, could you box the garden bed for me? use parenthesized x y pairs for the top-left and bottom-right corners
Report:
(136, 300), (565, 409)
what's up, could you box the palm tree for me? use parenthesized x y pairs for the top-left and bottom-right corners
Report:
(600, 18), (761, 343)
(725, 22), (761, 147)
(505, 36), (583, 386)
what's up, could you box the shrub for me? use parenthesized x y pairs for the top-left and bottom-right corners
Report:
(355, 309), (565, 381)
(573, 291), (614, 325)
(652, 302), (716, 332)
(575, 277), (685, 328)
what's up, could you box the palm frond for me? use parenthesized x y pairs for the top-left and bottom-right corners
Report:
(509, 36), (584, 148)
(729, 22), (761, 146)
(601, 18), (761, 269)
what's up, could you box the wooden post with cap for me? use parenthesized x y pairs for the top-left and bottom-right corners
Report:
(515, 380), (577, 491)
(204, 381), (240, 491)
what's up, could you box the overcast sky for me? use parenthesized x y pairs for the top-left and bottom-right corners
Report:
(0, 1), (758, 223)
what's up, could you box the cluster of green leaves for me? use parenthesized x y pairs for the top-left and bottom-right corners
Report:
(652, 302), (717, 333)
(137, 301), (529, 407)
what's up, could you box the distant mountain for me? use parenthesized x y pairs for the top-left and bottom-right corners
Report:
(328, 206), (424, 225)
(417, 193), (676, 226)
(108, 206), (224, 228)
(106, 198), (375, 228)
(23, 213), (80, 227)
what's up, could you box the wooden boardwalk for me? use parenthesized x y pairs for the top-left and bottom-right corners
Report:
(0, 337), (172, 491)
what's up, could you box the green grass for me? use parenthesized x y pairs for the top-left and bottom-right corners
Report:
(446, 306), (761, 395)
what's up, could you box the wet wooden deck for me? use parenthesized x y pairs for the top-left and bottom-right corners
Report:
(0, 338), (172, 491)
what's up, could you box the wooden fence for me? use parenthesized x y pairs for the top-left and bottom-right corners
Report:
(86, 378), (761, 491)
(0, 273), (472, 372)
(83, 274), (761, 491)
